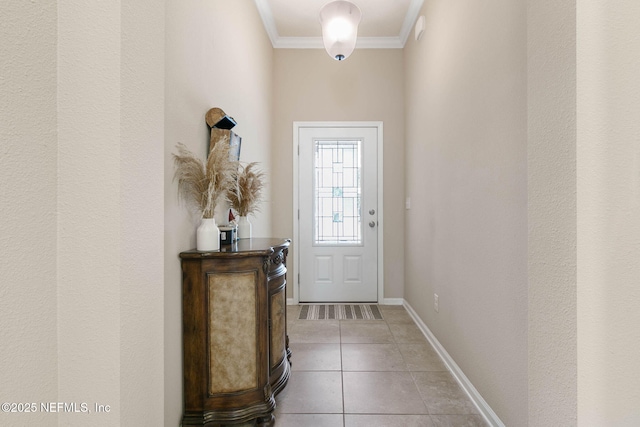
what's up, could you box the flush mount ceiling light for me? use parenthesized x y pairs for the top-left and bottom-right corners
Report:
(319, 1), (362, 61)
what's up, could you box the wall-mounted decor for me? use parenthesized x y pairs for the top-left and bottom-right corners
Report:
(205, 107), (236, 130)
(206, 107), (242, 162)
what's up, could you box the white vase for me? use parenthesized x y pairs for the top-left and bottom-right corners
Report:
(237, 216), (252, 239)
(196, 218), (220, 251)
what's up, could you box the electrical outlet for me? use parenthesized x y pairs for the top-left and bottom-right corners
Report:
(434, 293), (439, 313)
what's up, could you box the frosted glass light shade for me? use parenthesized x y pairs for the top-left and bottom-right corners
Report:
(319, 1), (362, 61)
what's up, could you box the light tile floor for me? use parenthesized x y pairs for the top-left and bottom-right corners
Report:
(268, 304), (489, 427)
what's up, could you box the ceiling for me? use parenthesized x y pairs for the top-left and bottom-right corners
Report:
(254, 0), (424, 49)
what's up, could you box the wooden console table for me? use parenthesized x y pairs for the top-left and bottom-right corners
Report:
(180, 238), (291, 427)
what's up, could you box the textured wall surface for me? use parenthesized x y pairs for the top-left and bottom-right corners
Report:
(403, 0), (528, 424)
(527, 1), (577, 425)
(163, 1), (274, 425)
(1, 1), (165, 426)
(0, 2), (58, 425)
(577, 0), (640, 425)
(119, 0), (165, 425)
(272, 48), (406, 300)
(57, 2), (123, 424)
(58, 1), (165, 426)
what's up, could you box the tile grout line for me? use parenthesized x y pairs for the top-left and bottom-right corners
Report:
(390, 316), (435, 422)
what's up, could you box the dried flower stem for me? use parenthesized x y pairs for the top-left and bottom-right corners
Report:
(173, 139), (237, 218)
(228, 162), (266, 217)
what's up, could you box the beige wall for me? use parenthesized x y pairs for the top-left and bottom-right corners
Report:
(57, 1), (123, 423)
(163, 1), (274, 425)
(577, 0), (640, 424)
(119, 1), (166, 425)
(528, 0), (577, 425)
(403, 0), (528, 425)
(59, 1), (166, 426)
(272, 49), (406, 300)
(406, 0), (640, 425)
(1, 1), (165, 427)
(0, 2), (58, 425)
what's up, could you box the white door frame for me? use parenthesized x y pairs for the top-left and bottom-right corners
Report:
(292, 121), (384, 304)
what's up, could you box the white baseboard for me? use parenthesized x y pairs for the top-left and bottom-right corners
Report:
(380, 298), (404, 305)
(287, 298), (295, 305)
(402, 300), (505, 427)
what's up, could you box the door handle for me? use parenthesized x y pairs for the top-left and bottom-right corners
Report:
(369, 221), (376, 228)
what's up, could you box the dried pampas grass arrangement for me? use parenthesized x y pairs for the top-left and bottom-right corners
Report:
(228, 162), (266, 217)
(173, 139), (237, 219)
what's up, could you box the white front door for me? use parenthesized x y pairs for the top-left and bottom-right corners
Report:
(297, 125), (379, 302)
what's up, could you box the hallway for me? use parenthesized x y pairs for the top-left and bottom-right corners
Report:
(269, 304), (488, 427)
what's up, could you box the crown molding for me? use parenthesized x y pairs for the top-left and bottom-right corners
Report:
(254, 0), (424, 49)
(399, 0), (425, 46)
(254, 0), (280, 47)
